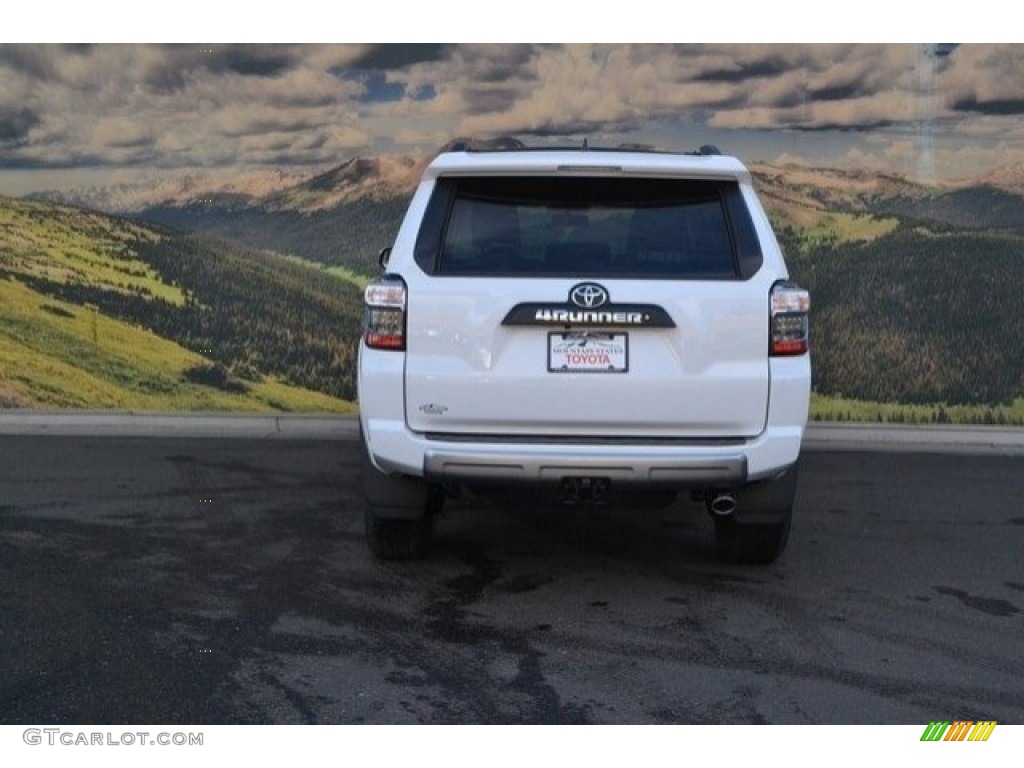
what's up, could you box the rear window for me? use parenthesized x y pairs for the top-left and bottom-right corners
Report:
(414, 176), (762, 279)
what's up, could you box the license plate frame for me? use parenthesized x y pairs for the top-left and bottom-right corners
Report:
(547, 331), (629, 374)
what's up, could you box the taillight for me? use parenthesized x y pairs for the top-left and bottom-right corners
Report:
(363, 278), (407, 350)
(770, 282), (810, 356)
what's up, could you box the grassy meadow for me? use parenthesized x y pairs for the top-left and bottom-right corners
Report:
(0, 277), (353, 412)
(0, 196), (356, 412)
(4, 170), (1023, 425)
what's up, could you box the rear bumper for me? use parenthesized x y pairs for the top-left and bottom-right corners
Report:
(362, 416), (804, 488)
(423, 443), (747, 487)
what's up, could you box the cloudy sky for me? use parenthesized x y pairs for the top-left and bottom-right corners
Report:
(1, 43), (1022, 195)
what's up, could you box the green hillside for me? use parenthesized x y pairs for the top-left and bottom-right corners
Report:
(758, 168), (1024, 422)
(141, 196), (409, 275)
(785, 224), (1024, 408)
(874, 185), (1024, 231)
(9, 163), (1024, 423)
(0, 196), (359, 411)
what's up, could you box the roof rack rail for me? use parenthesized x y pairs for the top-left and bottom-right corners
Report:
(440, 136), (527, 153)
(437, 137), (725, 157)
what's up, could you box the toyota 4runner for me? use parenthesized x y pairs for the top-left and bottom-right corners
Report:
(358, 141), (811, 563)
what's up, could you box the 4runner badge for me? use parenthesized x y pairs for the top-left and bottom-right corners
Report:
(501, 300), (676, 328)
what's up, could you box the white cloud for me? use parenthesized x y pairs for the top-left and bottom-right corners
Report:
(1, 43), (1023, 187)
(941, 44), (1024, 111)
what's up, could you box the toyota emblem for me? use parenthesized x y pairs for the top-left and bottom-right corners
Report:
(569, 283), (609, 309)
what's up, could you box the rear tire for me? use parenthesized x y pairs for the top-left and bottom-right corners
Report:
(361, 429), (443, 561)
(713, 510), (791, 564)
(712, 464), (798, 564)
(364, 506), (434, 560)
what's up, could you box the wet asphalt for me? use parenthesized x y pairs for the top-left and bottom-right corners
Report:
(0, 435), (1022, 724)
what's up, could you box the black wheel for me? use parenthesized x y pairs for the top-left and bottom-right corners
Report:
(713, 510), (791, 564)
(360, 430), (443, 561)
(364, 505), (434, 560)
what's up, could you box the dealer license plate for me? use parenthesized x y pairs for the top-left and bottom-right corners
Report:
(548, 332), (629, 373)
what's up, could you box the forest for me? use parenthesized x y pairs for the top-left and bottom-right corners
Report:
(5, 178), (1024, 419)
(142, 191), (1024, 412)
(141, 197), (409, 276)
(781, 224), (1024, 406)
(0, 199), (364, 403)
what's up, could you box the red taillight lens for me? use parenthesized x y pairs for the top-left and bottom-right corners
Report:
(363, 279), (407, 350)
(770, 282), (810, 356)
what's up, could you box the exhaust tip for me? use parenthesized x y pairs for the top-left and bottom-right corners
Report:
(708, 494), (737, 517)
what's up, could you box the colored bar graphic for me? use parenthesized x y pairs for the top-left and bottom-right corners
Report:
(921, 722), (950, 741)
(920, 720), (997, 742)
(968, 721), (997, 742)
(944, 721), (972, 741)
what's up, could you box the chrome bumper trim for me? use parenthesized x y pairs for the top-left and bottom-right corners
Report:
(423, 445), (747, 486)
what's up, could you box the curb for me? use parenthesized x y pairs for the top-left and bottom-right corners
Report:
(0, 411), (360, 440)
(0, 412), (1022, 455)
(802, 423), (1024, 456)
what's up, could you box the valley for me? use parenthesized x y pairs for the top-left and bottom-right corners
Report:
(12, 152), (1024, 421)
(0, 196), (359, 411)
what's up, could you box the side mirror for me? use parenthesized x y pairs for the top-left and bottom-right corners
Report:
(378, 247), (392, 270)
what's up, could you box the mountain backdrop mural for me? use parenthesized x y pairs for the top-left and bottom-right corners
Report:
(1, 44), (1022, 421)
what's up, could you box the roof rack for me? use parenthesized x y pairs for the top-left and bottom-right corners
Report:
(438, 138), (726, 157)
(441, 136), (527, 153)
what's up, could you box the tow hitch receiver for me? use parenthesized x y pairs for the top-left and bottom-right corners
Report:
(561, 477), (611, 505)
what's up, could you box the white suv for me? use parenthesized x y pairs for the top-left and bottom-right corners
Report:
(358, 141), (810, 563)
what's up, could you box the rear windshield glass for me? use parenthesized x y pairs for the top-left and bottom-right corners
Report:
(434, 177), (740, 278)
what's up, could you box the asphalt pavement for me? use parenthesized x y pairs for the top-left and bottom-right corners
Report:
(0, 425), (1021, 724)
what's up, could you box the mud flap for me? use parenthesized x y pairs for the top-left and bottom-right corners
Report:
(732, 463), (799, 525)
